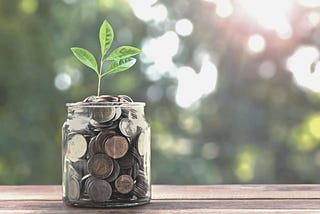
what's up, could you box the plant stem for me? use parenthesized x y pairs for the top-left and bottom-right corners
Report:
(97, 58), (104, 96)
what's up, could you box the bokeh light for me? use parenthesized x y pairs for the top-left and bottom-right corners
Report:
(175, 19), (194, 37)
(247, 34), (265, 53)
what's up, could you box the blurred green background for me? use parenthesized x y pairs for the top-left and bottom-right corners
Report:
(1, 0), (320, 184)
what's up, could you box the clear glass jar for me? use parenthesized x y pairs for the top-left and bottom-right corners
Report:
(62, 101), (151, 207)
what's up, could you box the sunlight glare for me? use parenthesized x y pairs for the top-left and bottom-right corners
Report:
(238, 0), (293, 34)
(128, 0), (167, 23)
(297, 0), (320, 8)
(175, 56), (218, 108)
(308, 12), (320, 27)
(142, 31), (180, 80)
(286, 45), (320, 92)
(216, 0), (234, 18)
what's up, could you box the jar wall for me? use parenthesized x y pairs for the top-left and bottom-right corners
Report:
(62, 103), (151, 207)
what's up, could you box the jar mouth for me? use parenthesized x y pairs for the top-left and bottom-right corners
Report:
(66, 101), (146, 107)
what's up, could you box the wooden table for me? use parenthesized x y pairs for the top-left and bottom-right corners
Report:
(1, 185), (320, 213)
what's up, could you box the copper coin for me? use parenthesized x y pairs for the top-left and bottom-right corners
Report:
(115, 175), (134, 194)
(88, 154), (114, 179)
(104, 136), (129, 159)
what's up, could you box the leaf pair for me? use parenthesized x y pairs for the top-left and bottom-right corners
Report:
(70, 19), (141, 95)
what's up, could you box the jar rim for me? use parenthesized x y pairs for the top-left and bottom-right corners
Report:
(66, 101), (146, 107)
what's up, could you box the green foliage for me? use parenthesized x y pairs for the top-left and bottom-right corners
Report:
(71, 19), (141, 96)
(0, 0), (320, 185)
(70, 47), (98, 75)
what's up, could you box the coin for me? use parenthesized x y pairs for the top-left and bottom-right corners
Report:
(131, 162), (139, 180)
(112, 107), (122, 121)
(105, 159), (120, 182)
(137, 131), (147, 156)
(87, 179), (112, 202)
(88, 154), (114, 179)
(117, 150), (135, 169)
(91, 107), (116, 123)
(115, 175), (134, 194)
(72, 159), (89, 176)
(66, 134), (87, 162)
(68, 176), (81, 201)
(104, 136), (129, 159)
(119, 118), (138, 137)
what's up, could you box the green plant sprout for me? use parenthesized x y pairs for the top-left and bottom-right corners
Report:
(71, 19), (141, 96)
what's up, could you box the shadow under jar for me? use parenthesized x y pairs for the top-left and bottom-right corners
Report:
(62, 101), (151, 207)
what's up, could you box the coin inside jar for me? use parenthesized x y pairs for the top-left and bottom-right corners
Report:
(115, 175), (134, 194)
(87, 179), (112, 202)
(119, 118), (138, 137)
(88, 154), (114, 179)
(66, 134), (87, 162)
(104, 136), (129, 159)
(68, 176), (81, 201)
(91, 107), (116, 123)
(137, 131), (146, 156)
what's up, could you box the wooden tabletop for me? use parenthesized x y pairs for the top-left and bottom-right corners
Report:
(1, 185), (320, 213)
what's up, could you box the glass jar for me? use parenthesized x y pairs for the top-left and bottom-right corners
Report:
(62, 101), (151, 207)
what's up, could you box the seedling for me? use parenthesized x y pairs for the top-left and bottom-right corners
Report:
(71, 19), (141, 96)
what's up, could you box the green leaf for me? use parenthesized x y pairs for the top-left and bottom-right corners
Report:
(71, 47), (99, 75)
(106, 46), (141, 61)
(102, 57), (137, 77)
(99, 20), (114, 57)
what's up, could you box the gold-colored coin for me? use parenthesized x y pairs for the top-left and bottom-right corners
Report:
(88, 154), (114, 179)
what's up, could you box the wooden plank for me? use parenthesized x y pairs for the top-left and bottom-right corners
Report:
(1, 185), (320, 213)
(152, 185), (320, 199)
(1, 200), (320, 213)
(0, 186), (61, 200)
(1, 185), (320, 201)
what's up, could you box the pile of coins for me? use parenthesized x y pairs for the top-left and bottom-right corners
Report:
(63, 95), (149, 204)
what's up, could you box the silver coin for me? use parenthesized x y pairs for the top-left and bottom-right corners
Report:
(68, 176), (81, 201)
(66, 134), (87, 162)
(105, 160), (120, 182)
(91, 107), (116, 123)
(112, 107), (122, 121)
(87, 179), (112, 202)
(137, 131), (147, 156)
(119, 118), (138, 137)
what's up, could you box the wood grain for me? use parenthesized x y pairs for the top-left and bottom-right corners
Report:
(1, 185), (320, 213)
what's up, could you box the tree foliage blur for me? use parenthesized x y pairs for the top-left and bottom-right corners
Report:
(1, 0), (320, 184)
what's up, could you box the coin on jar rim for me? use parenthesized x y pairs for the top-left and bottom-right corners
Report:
(87, 179), (112, 202)
(88, 154), (114, 179)
(104, 136), (129, 159)
(91, 107), (116, 123)
(119, 118), (138, 137)
(66, 134), (87, 162)
(115, 175), (134, 194)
